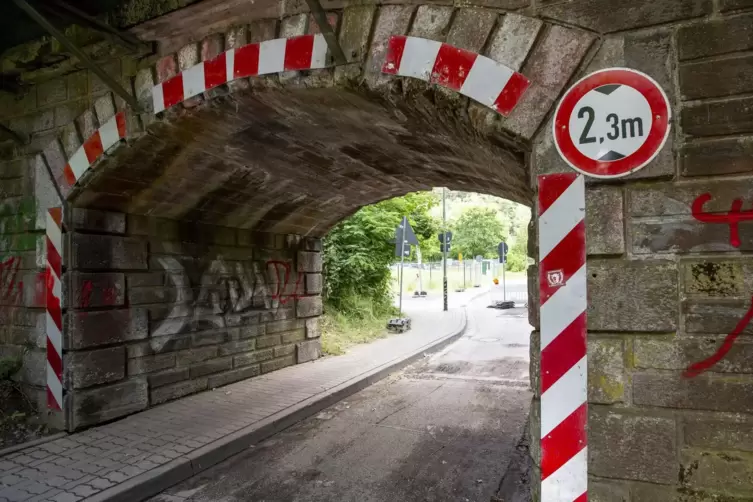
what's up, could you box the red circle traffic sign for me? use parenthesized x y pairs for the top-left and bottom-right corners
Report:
(552, 68), (671, 179)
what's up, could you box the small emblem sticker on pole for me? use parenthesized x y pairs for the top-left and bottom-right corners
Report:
(547, 269), (565, 288)
(552, 68), (671, 179)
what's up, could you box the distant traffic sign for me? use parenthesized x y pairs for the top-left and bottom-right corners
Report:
(553, 68), (671, 179)
(498, 242), (509, 263)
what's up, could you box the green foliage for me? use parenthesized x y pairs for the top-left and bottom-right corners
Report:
(323, 191), (439, 310)
(451, 207), (507, 259)
(505, 225), (529, 272)
(0, 354), (22, 381)
(320, 295), (396, 355)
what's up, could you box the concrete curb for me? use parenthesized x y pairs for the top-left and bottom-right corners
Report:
(0, 432), (67, 458)
(86, 309), (469, 502)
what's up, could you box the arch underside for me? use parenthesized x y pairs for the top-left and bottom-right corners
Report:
(71, 83), (532, 235)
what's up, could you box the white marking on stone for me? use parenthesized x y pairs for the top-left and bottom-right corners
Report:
(459, 55), (513, 107)
(182, 63), (206, 100)
(226, 48), (235, 82)
(311, 34), (328, 69)
(152, 83), (165, 114)
(259, 38), (287, 75)
(541, 356), (587, 437)
(98, 115), (121, 151)
(399, 37), (442, 81)
(67, 147), (90, 181)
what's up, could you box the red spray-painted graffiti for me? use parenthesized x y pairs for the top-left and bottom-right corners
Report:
(80, 280), (93, 308)
(267, 260), (303, 305)
(684, 295), (753, 378)
(692, 193), (753, 248)
(0, 256), (23, 305)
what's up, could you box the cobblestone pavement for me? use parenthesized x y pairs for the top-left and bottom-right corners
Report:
(0, 308), (465, 502)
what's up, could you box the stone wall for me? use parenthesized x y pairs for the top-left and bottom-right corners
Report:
(64, 208), (323, 430)
(530, 8), (753, 502)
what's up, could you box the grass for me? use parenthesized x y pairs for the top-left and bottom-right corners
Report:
(392, 263), (526, 294)
(320, 297), (398, 356)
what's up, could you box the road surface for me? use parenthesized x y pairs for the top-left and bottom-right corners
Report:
(151, 294), (533, 502)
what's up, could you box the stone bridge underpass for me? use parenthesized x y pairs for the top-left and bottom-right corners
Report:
(1, 0), (752, 500)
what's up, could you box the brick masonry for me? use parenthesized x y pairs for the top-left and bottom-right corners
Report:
(1, 1), (753, 500)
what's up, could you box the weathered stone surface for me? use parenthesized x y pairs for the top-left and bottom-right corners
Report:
(335, 6), (375, 82)
(305, 273), (323, 294)
(175, 346), (218, 366)
(539, 0), (712, 33)
(150, 378), (208, 405)
(261, 354), (296, 373)
(234, 348), (274, 367)
(274, 344), (296, 357)
(72, 234), (147, 270)
(71, 208), (126, 234)
(71, 377), (148, 429)
(589, 481), (629, 502)
(634, 337), (753, 373)
(297, 251), (322, 273)
(128, 353), (176, 376)
(266, 318), (305, 334)
(589, 410), (677, 484)
(255, 334), (282, 349)
(682, 96), (753, 137)
(68, 272), (125, 309)
(486, 13), (542, 71)
(127, 335), (191, 358)
(720, 0), (753, 9)
(446, 9), (497, 52)
(586, 187), (624, 255)
(410, 6), (453, 39)
(208, 365), (261, 388)
(588, 338), (624, 403)
(505, 25), (594, 139)
(147, 368), (189, 388)
(588, 260), (677, 332)
(305, 317), (321, 339)
(68, 309), (148, 349)
(685, 419), (753, 453)
(127, 272), (164, 288)
(219, 339), (256, 356)
(683, 259), (746, 298)
(297, 339), (321, 363)
(632, 220), (753, 254)
(281, 328), (306, 344)
(297, 296), (323, 318)
(681, 448), (753, 494)
(630, 484), (681, 502)
(678, 13), (753, 61)
(681, 137), (753, 177)
(633, 372), (753, 413)
(191, 331), (229, 347)
(685, 301), (753, 335)
(189, 357), (232, 378)
(680, 54), (753, 100)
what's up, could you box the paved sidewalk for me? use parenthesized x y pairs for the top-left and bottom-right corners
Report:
(0, 308), (466, 502)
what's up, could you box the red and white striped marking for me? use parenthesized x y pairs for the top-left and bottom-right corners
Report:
(46, 208), (63, 411)
(381, 36), (530, 116)
(63, 111), (127, 187)
(538, 173), (587, 502)
(152, 34), (329, 113)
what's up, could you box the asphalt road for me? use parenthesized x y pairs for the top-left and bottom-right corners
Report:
(150, 294), (533, 502)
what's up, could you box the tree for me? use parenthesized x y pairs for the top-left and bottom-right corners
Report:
(452, 207), (507, 259)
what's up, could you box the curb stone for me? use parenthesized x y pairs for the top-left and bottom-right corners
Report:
(86, 309), (469, 502)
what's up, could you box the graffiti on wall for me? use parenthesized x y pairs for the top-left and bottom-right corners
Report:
(0, 256), (23, 305)
(152, 257), (303, 337)
(684, 295), (753, 378)
(692, 192), (753, 248)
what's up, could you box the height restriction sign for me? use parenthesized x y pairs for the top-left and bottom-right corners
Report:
(552, 68), (671, 179)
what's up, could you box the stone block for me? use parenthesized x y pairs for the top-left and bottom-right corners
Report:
(685, 301), (753, 335)
(680, 54), (753, 100)
(635, 336), (753, 374)
(297, 296), (323, 318)
(297, 339), (321, 363)
(66, 347), (125, 389)
(485, 13), (542, 71)
(678, 13), (753, 61)
(261, 355), (296, 374)
(304, 237), (322, 252)
(19, 349), (45, 386)
(505, 25), (594, 139)
(683, 259), (744, 298)
(71, 208), (125, 234)
(219, 339), (256, 356)
(38, 78), (67, 107)
(281, 328), (306, 344)
(150, 378), (208, 405)
(446, 9), (497, 52)
(234, 348), (275, 367)
(128, 353), (176, 376)
(587, 260), (677, 332)
(721, 0), (753, 9)
(305, 318), (321, 339)
(297, 251), (322, 272)
(305, 273), (323, 294)
(631, 484), (680, 502)
(681, 136), (753, 177)
(585, 186), (624, 255)
(409, 6), (454, 39)
(588, 338), (624, 403)
(681, 448), (753, 494)
(274, 344), (296, 358)
(175, 346), (218, 366)
(237, 324), (265, 339)
(208, 365), (261, 388)
(539, 0), (712, 33)
(72, 234), (147, 270)
(127, 272), (164, 288)
(682, 96), (753, 138)
(189, 357), (232, 378)
(148, 368), (189, 388)
(68, 272), (125, 309)
(266, 318), (305, 334)
(589, 409), (677, 484)
(191, 331), (229, 347)
(589, 481), (629, 502)
(633, 372), (753, 413)
(335, 6), (375, 82)
(71, 377), (148, 429)
(255, 334), (282, 349)
(68, 309), (148, 349)
(685, 419), (753, 453)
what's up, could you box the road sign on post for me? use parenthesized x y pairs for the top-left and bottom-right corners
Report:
(552, 68), (671, 179)
(498, 242), (509, 264)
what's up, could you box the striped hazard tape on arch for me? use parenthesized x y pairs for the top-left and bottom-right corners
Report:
(381, 35), (530, 116)
(538, 172), (588, 502)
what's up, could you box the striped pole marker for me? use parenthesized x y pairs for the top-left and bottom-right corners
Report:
(381, 35), (530, 116)
(62, 111), (127, 188)
(46, 208), (64, 411)
(538, 173), (587, 501)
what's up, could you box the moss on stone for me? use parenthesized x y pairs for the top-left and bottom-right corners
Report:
(113, 0), (202, 28)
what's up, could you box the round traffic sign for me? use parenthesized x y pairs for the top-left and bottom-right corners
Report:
(552, 68), (671, 179)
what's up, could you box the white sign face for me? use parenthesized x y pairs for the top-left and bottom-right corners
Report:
(568, 85), (653, 162)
